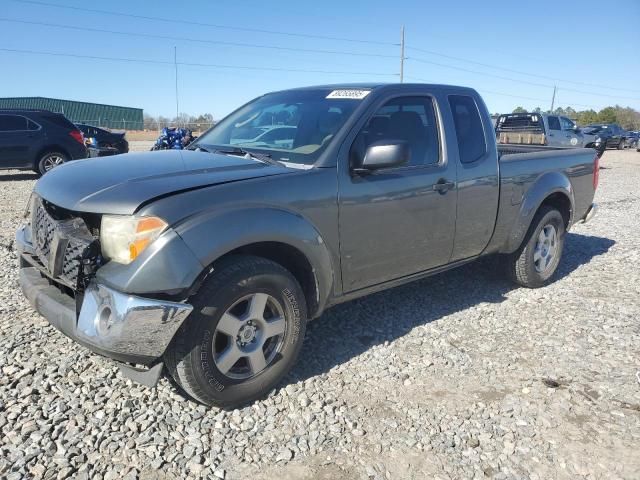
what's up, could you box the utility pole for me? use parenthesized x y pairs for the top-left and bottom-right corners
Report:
(400, 25), (405, 83)
(174, 46), (180, 125)
(550, 85), (557, 113)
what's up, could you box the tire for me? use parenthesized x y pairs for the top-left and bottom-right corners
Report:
(506, 206), (566, 288)
(37, 151), (67, 174)
(165, 255), (307, 408)
(617, 139), (625, 150)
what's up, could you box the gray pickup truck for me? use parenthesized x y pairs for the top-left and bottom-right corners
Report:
(496, 112), (605, 154)
(17, 84), (599, 408)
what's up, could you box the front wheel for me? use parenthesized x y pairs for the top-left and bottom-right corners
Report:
(506, 206), (566, 288)
(37, 151), (67, 174)
(165, 255), (307, 408)
(617, 139), (626, 150)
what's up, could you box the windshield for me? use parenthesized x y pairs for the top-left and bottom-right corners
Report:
(194, 89), (366, 165)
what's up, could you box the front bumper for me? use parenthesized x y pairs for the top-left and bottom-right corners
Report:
(17, 228), (193, 365)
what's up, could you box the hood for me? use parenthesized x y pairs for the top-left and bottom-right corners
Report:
(35, 150), (295, 215)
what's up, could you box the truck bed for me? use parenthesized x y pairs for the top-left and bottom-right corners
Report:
(485, 146), (598, 255)
(497, 144), (592, 158)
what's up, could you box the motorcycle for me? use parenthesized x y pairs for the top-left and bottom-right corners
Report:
(150, 127), (197, 151)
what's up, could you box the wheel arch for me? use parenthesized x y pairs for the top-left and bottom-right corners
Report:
(504, 171), (574, 253)
(177, 208), (335, 319)
(212, 241), (320, 318)
(33, 145), (71, 170)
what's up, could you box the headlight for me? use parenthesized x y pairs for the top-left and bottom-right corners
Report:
(595, 137), (602, 145)
(100, 215), (168, 264)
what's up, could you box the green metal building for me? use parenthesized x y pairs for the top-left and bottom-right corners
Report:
(0, 97), (144, 130)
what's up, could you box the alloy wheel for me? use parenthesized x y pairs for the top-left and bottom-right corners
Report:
(213, 293), (287, 380)
(533, 224), (558, 273)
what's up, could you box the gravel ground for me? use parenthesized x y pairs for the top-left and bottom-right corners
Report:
(0, 150), (639, 480)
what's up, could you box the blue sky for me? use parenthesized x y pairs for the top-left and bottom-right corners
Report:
(1, 0), (639, 118)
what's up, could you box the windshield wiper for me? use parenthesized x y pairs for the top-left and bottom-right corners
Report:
(186, 144), (210, 152)
(214, 147), (282, 166)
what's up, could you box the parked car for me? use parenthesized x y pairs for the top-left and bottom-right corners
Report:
(16, 84), (598, 407)
(0, 109), (87, 174)
(495, 113), (588, 148)
(76, 124), (129, 154)
(581, 124), (629, 150)
(625, 130), (639, 149)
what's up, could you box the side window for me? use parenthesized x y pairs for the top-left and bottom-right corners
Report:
(547, 116), (561, 131)
(448, 95), (487, 164)
(559, 117), (575, 131)
(351, 96), (440, 167)
(0, 115), (28, 132)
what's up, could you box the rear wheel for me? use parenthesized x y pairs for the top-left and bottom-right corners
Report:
(506, 206), (566, 288)
(165, 255), (307, 408)
(617, 139), (625, 150)
(37, 151), (67, 174)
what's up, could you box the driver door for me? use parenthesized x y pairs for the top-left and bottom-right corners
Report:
(338, 94), (457, 292)
(559, 116), (580, 147)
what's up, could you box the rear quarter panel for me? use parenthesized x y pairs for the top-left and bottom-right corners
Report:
(487, 148), (596, 254)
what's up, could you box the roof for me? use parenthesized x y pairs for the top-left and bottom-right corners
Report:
(0, 96), (142, 111)
(282, 82), (472, 91)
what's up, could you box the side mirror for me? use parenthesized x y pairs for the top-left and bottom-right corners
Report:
(354, 140), (410, 174)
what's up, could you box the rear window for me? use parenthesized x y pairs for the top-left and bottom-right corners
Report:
(496, 114), (543, 132)
(449, 95), (486, 164)
(41, 114), (76, 130)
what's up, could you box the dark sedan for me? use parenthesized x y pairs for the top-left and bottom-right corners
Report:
(581, 124), (628, 150)
(76, 124), (129, 154)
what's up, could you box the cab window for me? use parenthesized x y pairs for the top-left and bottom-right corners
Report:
(351, 96), (440, 167)
(560, 117), (576, 131)
(547, 116), (561, 131)
(448, 95), (486, 164)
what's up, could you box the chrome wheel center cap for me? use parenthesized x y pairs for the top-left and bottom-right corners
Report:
(238, 324), (257, 343)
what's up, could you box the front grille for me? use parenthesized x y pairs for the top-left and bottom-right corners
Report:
(31, 197), (96, 288)
(33, 201), (56, 259)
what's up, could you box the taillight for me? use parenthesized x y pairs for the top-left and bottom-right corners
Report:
(69, 130), (85, 145)
(593, 154), (599, 190)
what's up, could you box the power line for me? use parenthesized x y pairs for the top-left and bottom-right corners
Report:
(408, 57), (553, 88)
(407, 56), (640, 102)
(406, 45), (640, 95)
(404, 75), (598, 109)
(9, 0), (397, 46)
(0, 18), (399, 60)
(0, 47), (398, 77)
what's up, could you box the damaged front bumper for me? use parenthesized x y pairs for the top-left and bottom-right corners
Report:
(16, 226), (193, 385)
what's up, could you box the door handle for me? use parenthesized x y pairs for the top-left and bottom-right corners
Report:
(433, 179), (455, 194)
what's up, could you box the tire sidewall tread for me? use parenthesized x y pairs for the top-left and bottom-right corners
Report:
(165, 255), (307, 408)
(507, 206), (566, 288)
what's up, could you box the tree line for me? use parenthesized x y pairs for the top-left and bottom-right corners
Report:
(143, 113), (216, 130)
(510, 105), (640, 130)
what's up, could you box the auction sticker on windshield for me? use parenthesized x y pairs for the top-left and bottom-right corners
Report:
(326, 89), (371, 99)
